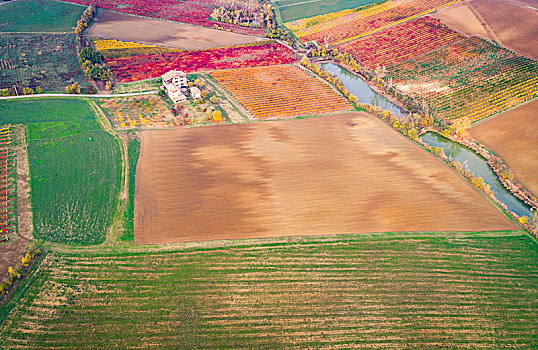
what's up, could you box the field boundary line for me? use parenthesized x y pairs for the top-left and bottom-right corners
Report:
(0, 91), (157, 100)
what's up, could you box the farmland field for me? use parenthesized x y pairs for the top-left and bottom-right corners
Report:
(0, 33), (86, 91)
(1, 230), (537, 348)
(386, 37), (516, 93)
(101, 41), (297, 83)
(0, 0), (85, 33)
(59, 0), (265, 36)
(339, 17), (463, 70)
(432, 1), (491, 39)
(470, 99), (538, 197)
(210, 65), (352, 119)
(0, 99), (121, 245)
(87, 10), (261, 50)
(470, 0), (538, 59)
(97, 95), (179, 129)
(286, 0), (462, 44)
(135, 112), (514, 244)
(274, 0), (383, 23)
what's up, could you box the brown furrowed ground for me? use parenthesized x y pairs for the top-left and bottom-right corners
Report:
(86, 10), (262, 50)
(135, 112), (515, 244)
(433, 2), (491, 40)
(470, 99), (538, 197)
(470, 0), (538, 59)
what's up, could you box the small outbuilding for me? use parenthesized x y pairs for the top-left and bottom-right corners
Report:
(190, 86), (202, 100)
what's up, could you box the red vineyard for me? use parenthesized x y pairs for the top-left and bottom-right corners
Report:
(105, 43), (298, 83)
(339, 17), (463, 70)
(0, 127), (15, 243)
(299, 0), (460, 44)
(59, 0), (265, 36)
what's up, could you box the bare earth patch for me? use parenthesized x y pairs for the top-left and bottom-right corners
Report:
(470, 99), (538, 197)
(470, 0), (538, 59)
(0, 126), (30, 281)
(87, 10), (262, 50)
(135, 112), (515, 244)
(433, 2), (491, 39)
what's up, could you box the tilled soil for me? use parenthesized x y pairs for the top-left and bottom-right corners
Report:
(470, 99), (538, 197)
(470, 0), (538, 59)
(135, 112), (515, 244)
(87, 10), (262, 50)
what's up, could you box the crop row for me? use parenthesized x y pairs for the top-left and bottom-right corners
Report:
(1, 233), (536, 348)
(210, 65), (352, 118)
(423, 56), (538, 121)
(288, 0), (462, 44)
(339, 17), (463, 70)
(386, 37), (516, 86)
(104, 42), (297, 83)
(0, 127), (15, 242)
(59, 0), (265, 36)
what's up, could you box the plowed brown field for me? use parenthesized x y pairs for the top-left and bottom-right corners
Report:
(470, 99), (538, 197)
(470, 0), (538, 59)
(135, 112), (515, 244)
(87, 10), (261, 50)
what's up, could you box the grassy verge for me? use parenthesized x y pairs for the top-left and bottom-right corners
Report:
(120, 136), (139, 241)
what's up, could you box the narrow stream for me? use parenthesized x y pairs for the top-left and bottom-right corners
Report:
(422, 132), (532, 218)
(320, 61), (531, 219)
(319, 62), (404, 117)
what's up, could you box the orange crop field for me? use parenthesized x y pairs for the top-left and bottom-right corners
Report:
(210, 65), (352, 119)
(134, 112), (515, 244)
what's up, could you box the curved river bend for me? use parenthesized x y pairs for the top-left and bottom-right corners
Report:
(320, 62), (532, 219)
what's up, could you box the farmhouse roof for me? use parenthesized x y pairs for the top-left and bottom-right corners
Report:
(161, 69), (186, 82)
(191, 87), (201, 94)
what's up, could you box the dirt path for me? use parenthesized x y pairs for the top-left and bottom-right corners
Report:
(0, 126), (30, 282)
(14, 126), (32, 241)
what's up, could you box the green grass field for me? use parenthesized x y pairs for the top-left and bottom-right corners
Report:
(0, 0), (85, 33)
(0, 98), (121, 245)
(121, 136), (139, 241)
(274, 0), (383, 23)
(0, 231), (536, 348)
(0, 33), (87, 91)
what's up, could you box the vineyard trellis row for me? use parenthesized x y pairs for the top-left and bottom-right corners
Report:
(0, 126), (15, 242)
(103, 42), (298, 83)
(286, 0), (462, 44)
(339, 17), (463, 70)
(210, 65), (352, 119)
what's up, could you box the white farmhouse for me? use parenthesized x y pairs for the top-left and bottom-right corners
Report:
(161, 70), (188, 88)
(190, 86), (202, 100)
(162, 70), (188, 104)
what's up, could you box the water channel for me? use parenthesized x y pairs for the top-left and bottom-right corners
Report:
(421, 132), (532, 218)
(319, 62), (404, 117)
(320, 61), (531, 218)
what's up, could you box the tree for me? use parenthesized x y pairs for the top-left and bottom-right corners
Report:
(35, 86), (43, 94)
(213, 110), (223, 122)
(22, 87), (34, 95)
(453, 117), (471, 137)
(79, 47), (102, 65)
(65, 82), (81, 94)
(209, 95), (218, 104)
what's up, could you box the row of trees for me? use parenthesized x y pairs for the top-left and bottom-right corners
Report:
(0, 249), (40, 296)
(74, 5), (95, 35)
(0, 86), (44, 96)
